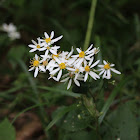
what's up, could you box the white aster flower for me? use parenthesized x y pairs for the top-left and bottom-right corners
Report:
(41, 51), (61, 71)
(60, 72), (84, 89)
(2, 23), (16, 32)
(29, 54), (46, 77)
(39, 45), (60, 55)
(40, 31), (63, 47)
(28, 38), (44, 52)
(83, 58), (100, 82)
(67, 65), (84, 80)
(1, 23), (20, 40)
(49, 57), (68, 81)
(72, 44), (94, 67)
(8, 31), (20, 40)
(98, 60), (121, 79)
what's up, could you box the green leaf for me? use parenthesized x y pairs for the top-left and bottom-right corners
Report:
(98, 76), (131, 124)
(46, 104), (76, 131)
(61, 106), (92, 132)
(103, 103), (138, 140)
(0, 118), (16, 140)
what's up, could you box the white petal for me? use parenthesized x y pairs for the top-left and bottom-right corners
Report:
(53, 77), (58, 81)
(67, 67), (75, 71)
(85, 56), (92, 60)
(84, 60), (87, 67)
(28, 44), (36, 48)
(99, 70), (105, 75)
(39, 66), (46, 72)
(34, 67), (39, 77)
(67, 79), (72, 90)
(103, 60), (107, 65)
(103, 70), (107, 78)
(28, 67), (34, 71)
(54, 57), (61, 64)
(110, 64), (115, 67)
(89, 71), (100, 80)
(52, 46), (60, 49)
(31, 40), (37, 45)
(44, 50), (49, 56)
(57, 69), (62, 81)
(51, 35), (63, 43)
(98, 65), (104, 68)
(50, 31), (54, 39)
(90, 60), (100, 68)
(89, 57), (94, 66)
(74, 79), (80, 86)
(29, 48), (37, 52)
(111, 68), (121, 74)
(44, 32), (49, 38)
(61, 77), (69, 82)
(107, 69), (111, 79)
(35, 54), (38, 60)
(85, 44), (93, 53)
(50, 49), (57, 55)
(39, 47), (47, 51)
(76, 48), (81, 53)
(50, 67), (60, 75)
(71, 54), (79, 58)
(67, 46), (73, 59)
(84, 72), (88, 82)
(76, 58), (84, 67)
(86, 53), (94, 58)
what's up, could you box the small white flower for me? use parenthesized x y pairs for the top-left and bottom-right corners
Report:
(67, 65), (84, 80)
(40, 31), (63, 47)
(29, 54), (46, 77)
(83, 58), (100, 81)
(72, 44), (94, 67)
(2, 23), (16, 33)
(49, 57), (68, 81)
(98, 60), (121, 79)
(28, 38), (44, 52)
(8, 31), (20, 40)
(60, 72), (84, 89)
(1, 23), (20, 40)
(39, 45), (60, 55)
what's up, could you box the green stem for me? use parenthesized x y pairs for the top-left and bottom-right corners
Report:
(83, 0), (97, 51)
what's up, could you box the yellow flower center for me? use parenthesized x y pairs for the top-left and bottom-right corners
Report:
(43, 60), (48, 66)
(45, 38), (51, 43)
(79, 51), (85, 58)
(104, 64), (110, 69)
(59, 63), (66, 69)
(75, 69), (79, 73)
(47, 46), (50, 50)
(33, 60), (39, 67)
(37, 45), (40, 48)
(85, 65), (90, 72)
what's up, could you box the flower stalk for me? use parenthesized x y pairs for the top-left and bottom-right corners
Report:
(83, 0), (97, 51)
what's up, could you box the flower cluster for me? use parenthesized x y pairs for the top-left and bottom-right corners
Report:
(28, 31), (121, 89)
(1, 23), (20, 40)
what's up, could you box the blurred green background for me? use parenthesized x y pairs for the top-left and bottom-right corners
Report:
(0, 0), (140, 140)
